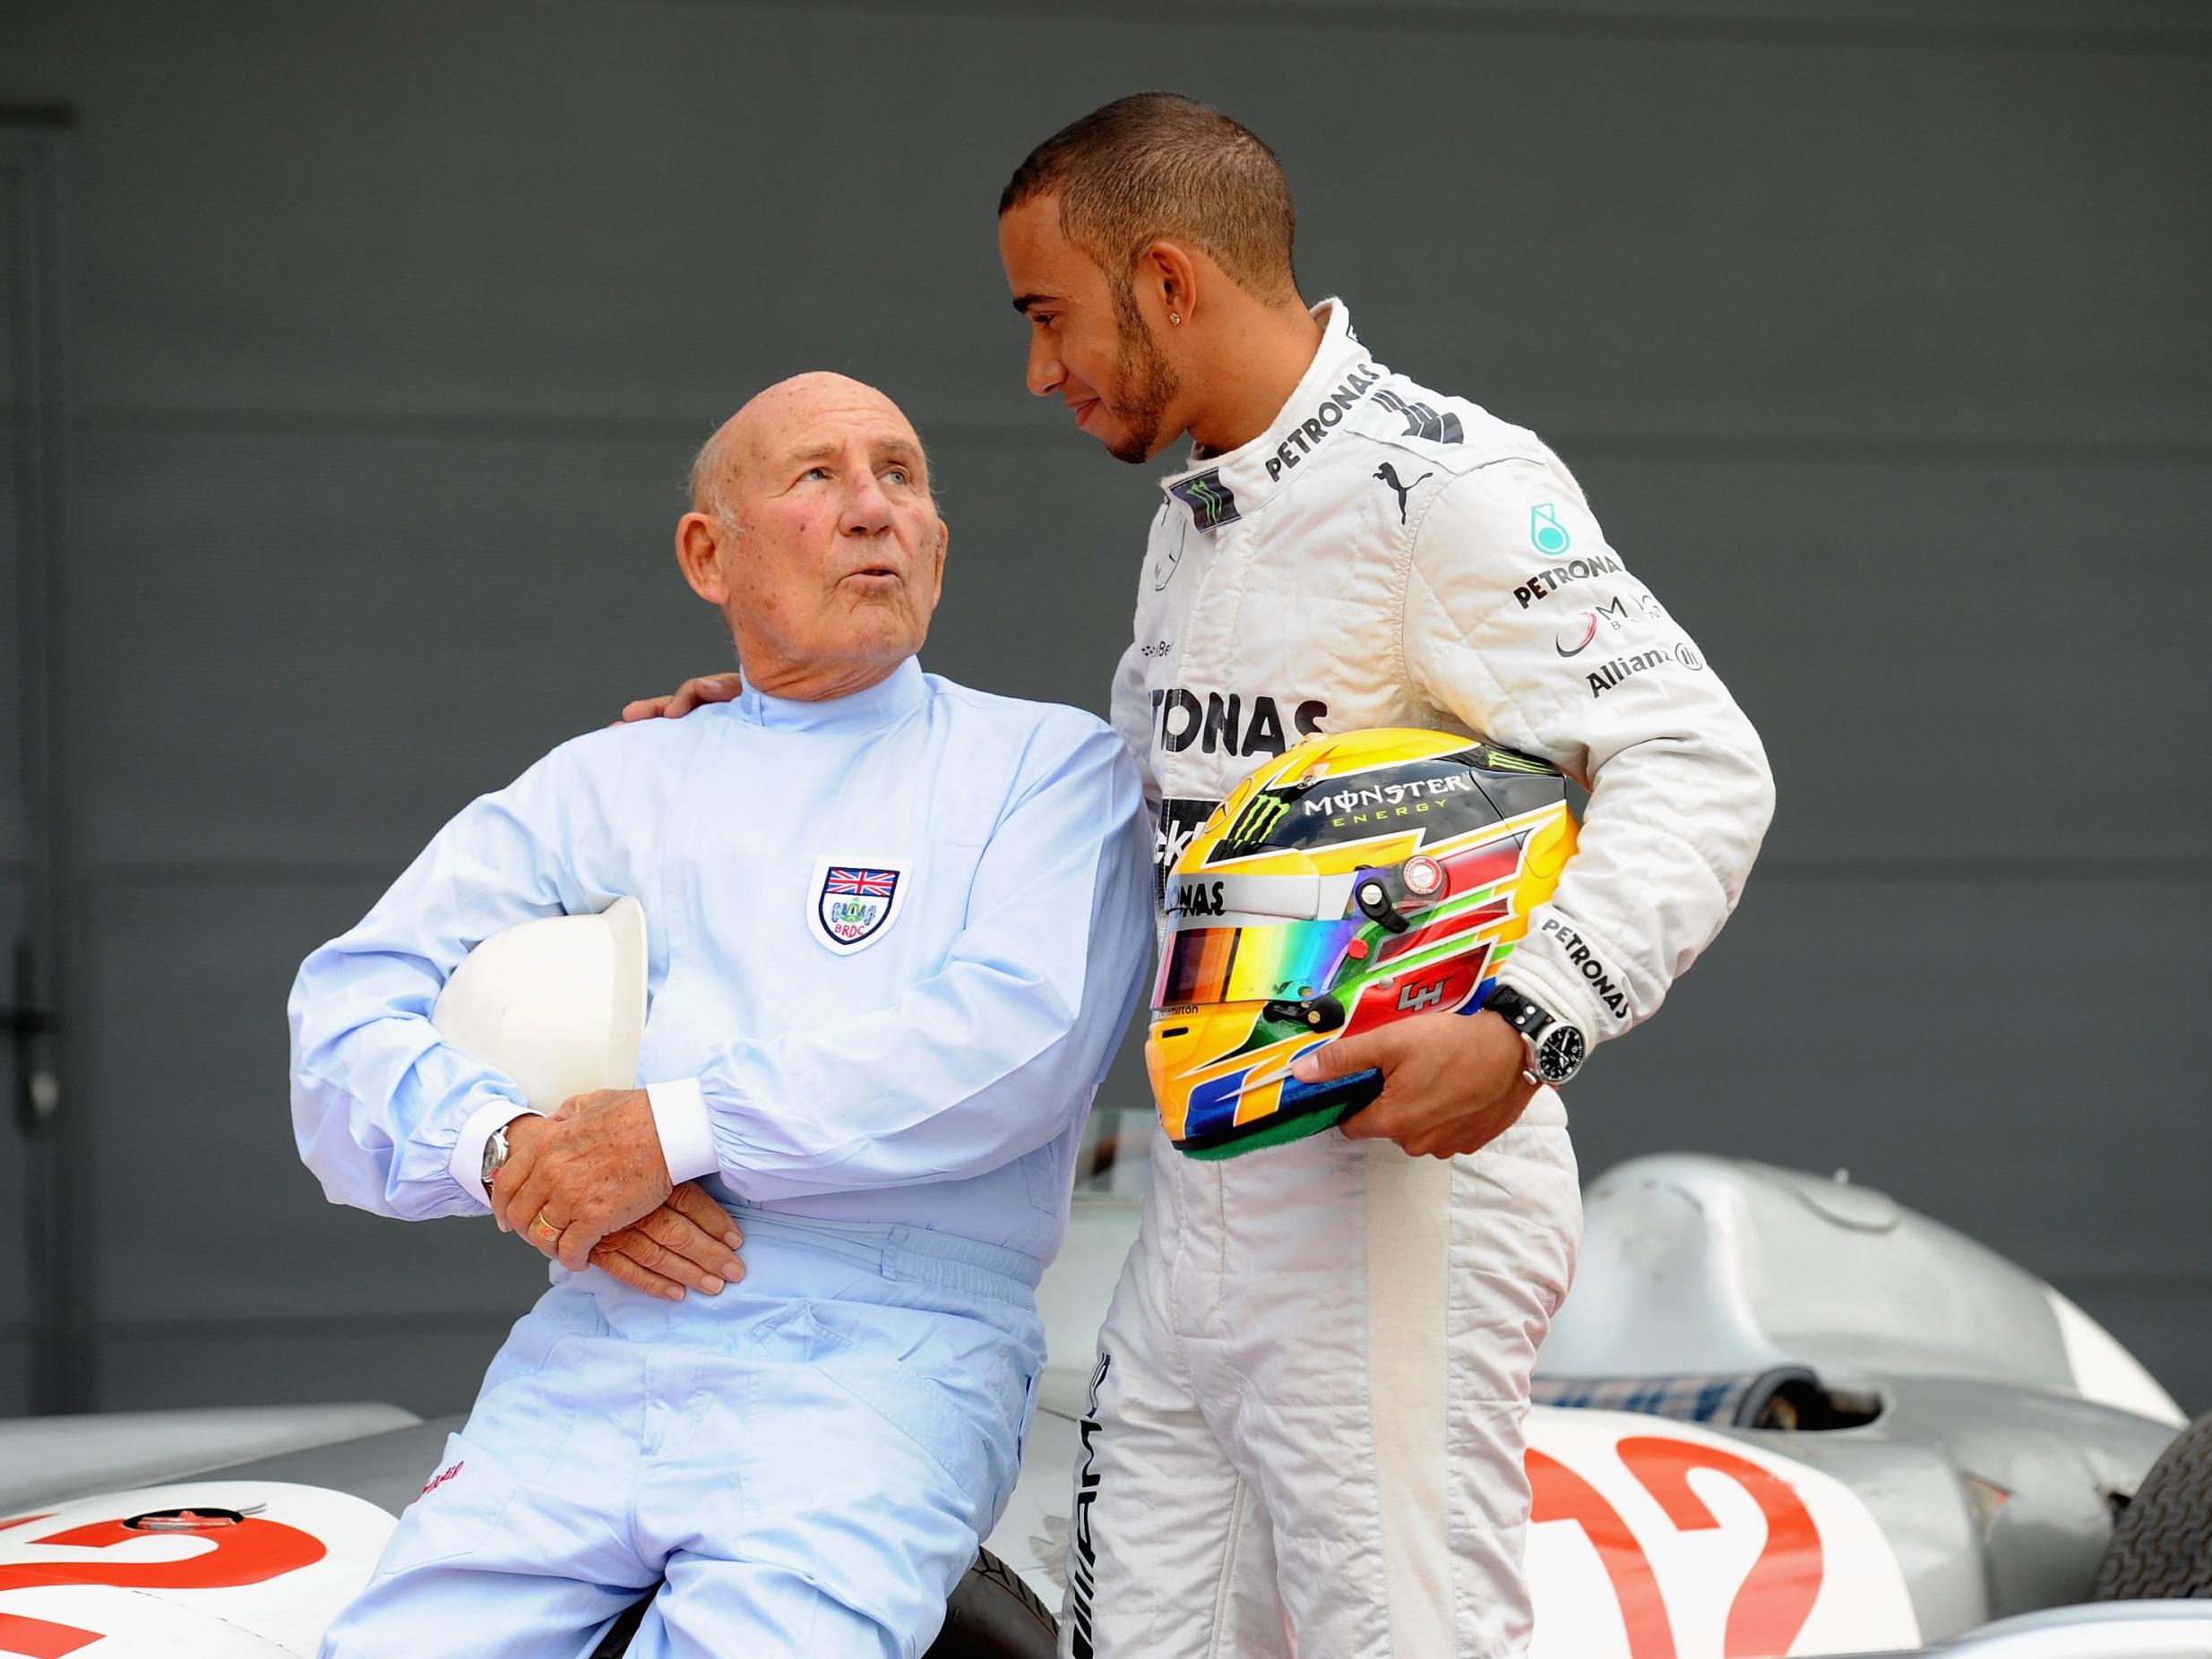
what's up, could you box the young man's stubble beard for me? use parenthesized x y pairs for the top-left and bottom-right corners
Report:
(1105, 278), (1182, 466)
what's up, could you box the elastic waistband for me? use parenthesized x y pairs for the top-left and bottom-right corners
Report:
(729, 1205), (1044, 1303)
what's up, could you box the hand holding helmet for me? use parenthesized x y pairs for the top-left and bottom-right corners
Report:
(435, 898), (743, 1294)
(1287, 998), (1536, 1158)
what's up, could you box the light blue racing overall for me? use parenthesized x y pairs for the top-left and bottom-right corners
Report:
(290, 659), (1151, 1658)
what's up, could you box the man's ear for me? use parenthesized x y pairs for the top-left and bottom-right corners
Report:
(676, 511), (730, 605)
(1137, 239), (1201, 327)
(927, 518), (949, 609)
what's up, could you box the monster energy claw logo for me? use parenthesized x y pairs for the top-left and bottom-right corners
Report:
(1225, 790), (1292, 850)
(1480, 747), (1554, 775)
(1170, 469), (1241, 531)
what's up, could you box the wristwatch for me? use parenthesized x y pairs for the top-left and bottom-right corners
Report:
(480, 1117), (521, 1191)
(1482, 984), (1587, 1088)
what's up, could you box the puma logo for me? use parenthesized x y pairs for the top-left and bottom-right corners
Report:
(1373, 462), (1433, 524)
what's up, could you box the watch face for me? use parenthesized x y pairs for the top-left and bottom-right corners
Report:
(1536, 1025), (1585, 1084)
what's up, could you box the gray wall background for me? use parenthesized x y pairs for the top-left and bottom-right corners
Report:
(2, 0), (2206, 1422)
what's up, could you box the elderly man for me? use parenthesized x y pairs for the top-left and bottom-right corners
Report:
(288, 373), (1152, 1659)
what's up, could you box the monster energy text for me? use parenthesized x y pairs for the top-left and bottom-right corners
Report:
(1300, 773), (1476, 816)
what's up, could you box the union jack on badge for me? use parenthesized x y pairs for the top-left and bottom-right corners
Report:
(808, 858), (908, 955)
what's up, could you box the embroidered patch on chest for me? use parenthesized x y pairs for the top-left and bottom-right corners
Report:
(809, 859), (908, 954)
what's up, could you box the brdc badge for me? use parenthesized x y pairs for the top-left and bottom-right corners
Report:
(809, 859), (907, 955)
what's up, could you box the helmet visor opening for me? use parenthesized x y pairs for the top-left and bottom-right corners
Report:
(1153, 916), (1364, 1010)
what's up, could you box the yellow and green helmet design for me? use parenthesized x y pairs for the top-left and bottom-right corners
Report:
(1147, 727), (1577, 1158)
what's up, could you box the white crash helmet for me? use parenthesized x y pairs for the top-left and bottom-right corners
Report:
(432, 896), (648, 1109)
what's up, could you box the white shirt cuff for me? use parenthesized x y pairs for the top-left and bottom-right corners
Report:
(647, 1078), (719, 1183)
(452, 1097), (541, 1209)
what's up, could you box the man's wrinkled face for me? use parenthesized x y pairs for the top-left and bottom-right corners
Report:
(1000, 196), (1182, 465)
(705, 382), (947, 683)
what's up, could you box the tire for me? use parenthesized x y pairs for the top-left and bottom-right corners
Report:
(2094, 1410), (2212, 1600)
(925, 1547), (1059, 1658)
(589, 1547), (1055, 1656)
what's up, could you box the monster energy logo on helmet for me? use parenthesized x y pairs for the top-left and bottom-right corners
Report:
(1223, 790), (1292, 851)
(1477, 745), (1554, 775)
(1169, 469), (1241, 531)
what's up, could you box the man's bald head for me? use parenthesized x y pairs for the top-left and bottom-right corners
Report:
(689, 373), (933, 525)
(674, 373), (950, 701)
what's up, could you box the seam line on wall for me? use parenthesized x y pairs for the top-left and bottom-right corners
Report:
(610, 0), (2212, 59)
(26, 408), (2212, 472)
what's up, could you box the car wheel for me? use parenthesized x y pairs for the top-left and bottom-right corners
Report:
(2094, 1410), (2212, 1600)
(587, 1547), (1055, 1656)
(925, 1547), (1058, 1658)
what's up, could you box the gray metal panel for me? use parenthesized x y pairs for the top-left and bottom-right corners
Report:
(0, 881), (26, 1416)
(1561, 451), (2212, 863)
(82, 881), (554, 1326)
(1, 141), (23, 861)
(0, 152), (23, 1406)
(1567, 874), (2212, 1411)
(0, 2), (2200, 446)
(0, 161), (17, 414)
(0, 1342), (24, 1420)
(72, 426), (2207, 868)
(69, 428), (1149, 865)
(0, 432), (20, 872)
(94, 1325), (510, 1422)
(65, 424), (721, 865)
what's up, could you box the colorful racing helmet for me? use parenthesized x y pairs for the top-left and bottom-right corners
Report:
(1147, 728), (1577, 1159)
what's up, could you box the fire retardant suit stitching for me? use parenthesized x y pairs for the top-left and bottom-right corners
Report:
(1398, 465), (1566, 770)
(1398, 546), (1615, 1039)
(1394, 458), (1773, 1042)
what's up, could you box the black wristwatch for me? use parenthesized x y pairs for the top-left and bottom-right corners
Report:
(1482, 984), (1587, 1087)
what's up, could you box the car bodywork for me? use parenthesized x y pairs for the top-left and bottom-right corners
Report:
(0, 1155), (2194, 1657)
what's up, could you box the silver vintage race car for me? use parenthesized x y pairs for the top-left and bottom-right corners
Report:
(3, 1154), (2206, 1657)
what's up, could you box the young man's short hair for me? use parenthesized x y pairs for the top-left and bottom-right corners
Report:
(1001, 93), (1299, 304)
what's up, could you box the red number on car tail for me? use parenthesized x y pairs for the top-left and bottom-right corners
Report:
(0, 1514), (325, 1655)
(1528, 1448), (1676, 1659)
(0, 1610), (101, 1659)
(1616, 1437), (1823, 1658)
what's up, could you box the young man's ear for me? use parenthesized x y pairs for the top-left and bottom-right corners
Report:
(1138, 240), (1201, 327)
